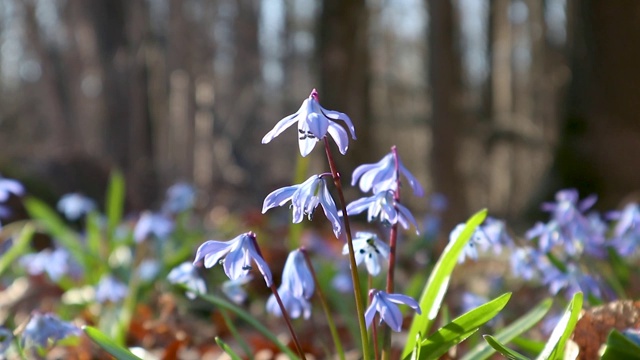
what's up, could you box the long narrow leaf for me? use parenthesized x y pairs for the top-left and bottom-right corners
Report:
(483, 335), (531, 360)
(215, 337), (243, 360)
(601, 329), (640, 360)
(403, 209), (488, 357)
(536, 292), (583, 360)
(0, 224), (34, 276)
(105, 170), (125, 243)
(83, 326), (141, 360)
(409, 292), (511, 360)
(512, 336), (545, 355)
(462, 298), (552, 360)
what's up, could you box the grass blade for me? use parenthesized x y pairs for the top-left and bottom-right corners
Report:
(105, 170), (125, 243)
(0, 224), (34, 276)
(462, 298), (552, 360)
(215, 336), (243, 360)
(409, 292), (511, 360)
(83, 326), (141, 360)
(483, 335), (531, 360)
(536, 292), (583, 360)
(403, 209), (488, 357)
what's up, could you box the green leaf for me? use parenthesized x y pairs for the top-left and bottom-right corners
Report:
(462, 298), (552, 360)
(402, 209), (488, 358)
(83, 326), (141, 360)
(536, 292), (583, 360)
(105, 170), (125, 243)
(24, 197), (86, 269)
(601, 329), (640, 360)
(483, 335), (531, 360)
(215, 337), (243, 360)
(0, 224), (34, 276)
(408, 292), (511, 360)
(511, 336), (545, 355)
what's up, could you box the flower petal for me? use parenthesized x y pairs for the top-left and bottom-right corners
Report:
(262, 185), (298, 213)
(194, 240), (233, 268)
(346, 196), (374, 216)
(327, 123), (350, 155)
(321, 106), (356, 139)
(262, 112), (300, 144)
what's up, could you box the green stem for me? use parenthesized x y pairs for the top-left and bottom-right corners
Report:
(300, 248), (345, 360)
(219, 310), (254, 360)
(269, 284), (307, 359)
(323, 137), (371, 360)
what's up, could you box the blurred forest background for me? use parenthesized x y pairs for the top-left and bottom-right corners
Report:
(1, 0), (639, 233)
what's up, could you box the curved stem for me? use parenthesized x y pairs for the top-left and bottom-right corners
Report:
(269, 284), (307, 359)
(300, 248), (345, 360)
(323, 137), (371, 360)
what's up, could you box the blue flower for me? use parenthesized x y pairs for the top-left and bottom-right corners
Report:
(262, 89), (356, 157)
(134, 211), (174, 243)
(95, 275), (128, 303)
(21, 312), (80, 349)
(162, 182), (196, 214)
(20, 247), (81, 282)
(510, 246), (546, 281)
(221, 276), (253, 304)
(57, 193), (96, 220)
(266, 286), (312, 319)
(194, 232), (273, 287)
(365, 289), (421, 332)
(479, 217), (514, 253)
(0, 327), (13, 354)
(0, 176), (24, 202)
(346, 190), (419, 233)
(343, 232), (390, 276)
(351, 151), (423, 196)
(609, 203), (640, 256)
(542, 263), (602, 299)
(262, 175), (342, 237)
(281, 249), (314, 299)
(167, 262), (207, 300)
(541, 189), (596, 225)
(449, 223), (491, 263)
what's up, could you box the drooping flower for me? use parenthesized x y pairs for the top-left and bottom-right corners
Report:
(346, 190), (419, 233)
(221, 276), (253, 304)
(343, 232), (390, 276)
(262, 89), (356, 157)
(193, 232), (273, 287)
(57, 193), (96, 221)
(609, 203), (640, 256)
(95, 275), (128, 303)
(134, 211), (174, 243)
(0, 176), (24, 202)
(262, 175), (342, 237)
(266, 286), (312, 319)
(365, 289), (421, 332)
(167, 262), (207, 300)
(162, 182), (196, 214)
(280, 249), (314, 299)
(20, 247), (81, 282)
(20, 312), (81, 349)
(351, 150), (423, 196)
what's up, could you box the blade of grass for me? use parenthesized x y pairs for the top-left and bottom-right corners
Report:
(105, 169), (125, 245)
(83, 326), (141, 360)
(402, 209), (488, 358)
(219, 309), (254, 360)
(601, 329), (640, 360)
(0, 224), (34, 276)
(536, 292), (583, 360)
(215, 337), (243, 360)
(483, 335), (531, 360)
(462, 298), (552, 360)
(409, 292), (511, 360)
(511, 336), (545, 355)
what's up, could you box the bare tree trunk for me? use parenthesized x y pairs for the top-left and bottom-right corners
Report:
(318, 0), (371, 167)
(427, 0), (467, 233)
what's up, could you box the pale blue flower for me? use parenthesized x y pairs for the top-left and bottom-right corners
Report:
(542, 263), (602, 299)
(480, 217), (514, 253)
(221, 276), (253, 304)
(262, 89), (356, 157)
(262, 175), (342, 237)
(95, 275), (128, 303)
(365, 289), (421, 332)
(450, 223), (491, 263)
(346, 190), (419, 233)
(541, 189), (596, 225)
(194, 232), (273, 287)
(266, 286), (312, 319)
(0, 327), (13, 354)
(167, 262), (207, 299)
(162, 182), (196, 214)
(510, 246), (546, 281)
(137, 259), (161, 281)
(351, 151), (423, 196)
(20, 247), (81, 281)
(57, 193), (96, 220)
(281, 249), (314, 299)
(0, 176), (24, 202)
(343, 232), (390, 276)
(609, 203), (640, 256)
(134, 211), (174, 243)
(21, 312), (80, 349)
